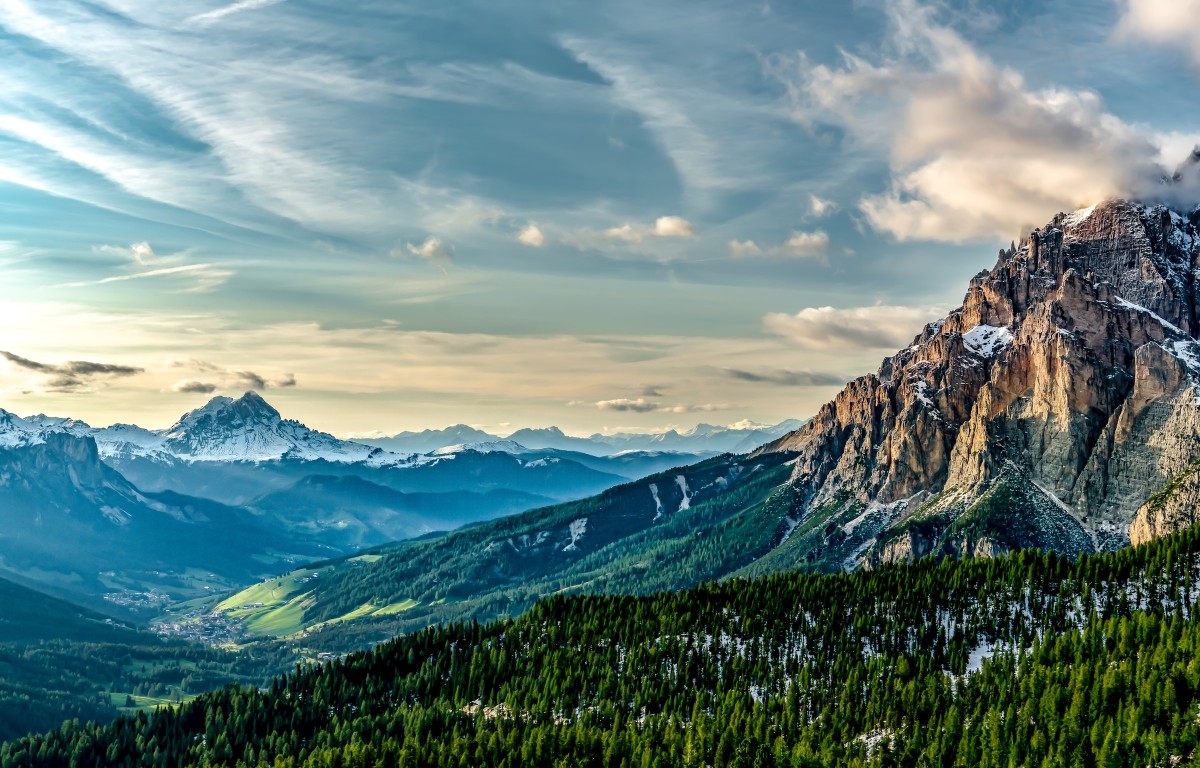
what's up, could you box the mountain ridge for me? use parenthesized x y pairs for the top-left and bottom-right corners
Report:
(757, 198), (1200, 567)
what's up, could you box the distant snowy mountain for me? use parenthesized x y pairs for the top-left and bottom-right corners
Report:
(591, 419), (805, 455)
(0, 410), (47, 449)
(504, 427), (609, 454)
(358, 425), (497, 454)
(3, 392), (800, 467)
(360, 419), (805, 457)
(5, 392), (418, 466)
(160, 392), (380, 463)
(431, 440), (528, 455)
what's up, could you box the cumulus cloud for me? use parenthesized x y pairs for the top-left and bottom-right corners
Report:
(401, 236), (454, 261)
(762, 304), (940, 350)
(1, 350), (143, 393)
(517, 223), (546, 247)
(779, 0), (1200, 243)
(779, 230), (830, 259)
(652, 215), (695, 237)
(808, 195), (837, 217)
(1116, 0), (1200, 66)
(722, 367), (847, 386)
(728, 239), (763, 257)
(601, 215), (697, 244)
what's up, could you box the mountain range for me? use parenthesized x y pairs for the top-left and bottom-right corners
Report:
(358, 419), (803, 456)
(1, 392), (792, 611)
(182, 197), (1200, 650)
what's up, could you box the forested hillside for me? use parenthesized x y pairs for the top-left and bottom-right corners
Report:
(10, 523), (1200, 766)
(0, 577), (290, 743)
(169, 452), (798, 649)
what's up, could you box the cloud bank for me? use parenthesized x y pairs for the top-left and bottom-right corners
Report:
(783, 0), (1200, 242)
(1, 350), (143, 393)
(762, 304), (940, 350)
(1116, 0), (1200, 67)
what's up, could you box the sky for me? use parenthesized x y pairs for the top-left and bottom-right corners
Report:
(0, 0), (1199, 437)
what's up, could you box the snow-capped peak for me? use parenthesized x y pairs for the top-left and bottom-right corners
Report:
(0, 408), (47, 449)
(432, 440), (528, 455)
(160, 392), (379, 463)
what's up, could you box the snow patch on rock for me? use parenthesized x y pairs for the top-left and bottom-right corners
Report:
(675, 475), (691, 512)
(563, 518), (588, 552)
(962, 325), (1013, 358)
(649, 483), (664, 521)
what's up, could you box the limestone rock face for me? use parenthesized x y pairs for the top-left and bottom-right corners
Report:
(761, 199), (1200, 569)
(1129, 461), (1200, 546)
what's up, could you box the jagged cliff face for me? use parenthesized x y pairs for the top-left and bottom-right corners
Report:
(761, 199), (1200, 568)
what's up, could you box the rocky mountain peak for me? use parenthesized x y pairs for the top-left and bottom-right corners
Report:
(161, 392), (375, 463)
(763, 197), (1200, 569)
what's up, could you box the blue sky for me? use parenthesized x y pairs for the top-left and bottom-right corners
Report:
(0, 0), (1198, 435)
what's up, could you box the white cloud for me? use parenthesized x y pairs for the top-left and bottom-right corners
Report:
(593, 397), (732, 414)
(782, 0), (1198, 243)
(129, 242), (156, 265)
(808, 195), (837, 217)
(63, 264), (233, 291)
(762, 304), (941, 350)
(653, 215), (696, 238)
(72, 242), (232, 292)
(517, 223), (546, 247)
(403, 236), (454, 261)
(1116, 0), (1200, 66)
(187, 0), (286, 27)
(597, 216), (697, 244)
(728, 239), (763, 257)
(603, 224), (642, 243)
(595, 397), (657, 413)
(778, 230), (830, 259)
(657, 403), (731, 413)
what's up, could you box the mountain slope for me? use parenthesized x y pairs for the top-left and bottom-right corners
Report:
(0, 430), (337, 606)
(357, 424), (496, 454)
(161, 450), (800, 646)
(0, 575), (287, 743)
(18, 522), (1200, 766)
(246, 475), (549, 550)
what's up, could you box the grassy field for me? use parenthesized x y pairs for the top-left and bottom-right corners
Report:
(174, 556), (423, 640)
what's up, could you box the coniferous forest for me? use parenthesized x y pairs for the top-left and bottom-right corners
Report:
(7, 523), (1200, 766)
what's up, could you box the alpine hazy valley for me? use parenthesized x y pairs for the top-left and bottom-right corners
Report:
(4, 0), (1200, 766)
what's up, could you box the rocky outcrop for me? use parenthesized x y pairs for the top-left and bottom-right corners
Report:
(760, 199), (1200, 568)
(1129, 460), (1200, 546)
